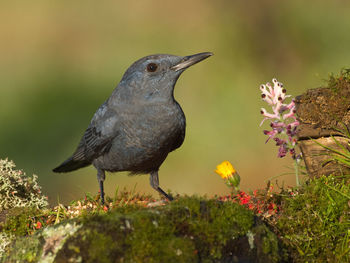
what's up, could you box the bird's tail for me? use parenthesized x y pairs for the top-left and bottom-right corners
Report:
(53, 156), (91, 173)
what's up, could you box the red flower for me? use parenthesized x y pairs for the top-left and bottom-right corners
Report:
(238, 192), (251, 205)
(36, 221), (42, 229)
(267, 203), (277, 214)
(240, 197), (249, 205)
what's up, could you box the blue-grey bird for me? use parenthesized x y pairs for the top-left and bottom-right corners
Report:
(53, 52), (213, 203)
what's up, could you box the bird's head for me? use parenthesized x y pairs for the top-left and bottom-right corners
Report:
(114, 52), (213, 103)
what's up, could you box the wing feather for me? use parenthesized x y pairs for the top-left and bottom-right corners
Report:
(72, 125), (116, 162)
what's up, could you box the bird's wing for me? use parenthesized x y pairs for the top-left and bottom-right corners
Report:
(72, 126), (112, 161)
(72, 104), (119, 162)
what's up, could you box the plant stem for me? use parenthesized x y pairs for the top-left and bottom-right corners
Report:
(294, 157), (300, 186)
(324, 184), (350, 199)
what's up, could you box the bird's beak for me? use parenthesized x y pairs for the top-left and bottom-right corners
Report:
(171, 52), (213, 72)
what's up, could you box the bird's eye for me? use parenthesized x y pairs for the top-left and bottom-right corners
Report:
(146, 63), (158, 72)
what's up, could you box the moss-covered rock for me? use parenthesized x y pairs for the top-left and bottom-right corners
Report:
(295, 69), (350, 139)
(1, 197), (283, 263)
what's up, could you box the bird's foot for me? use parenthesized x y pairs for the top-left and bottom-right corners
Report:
(156, 187), (174, 201)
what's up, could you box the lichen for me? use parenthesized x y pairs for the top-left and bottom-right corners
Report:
(1, 221), (81, 263)
(0, 232), (14, 255)
(246, 230), (255, 249)
(0, 158), (48, 212)
(2, 234), (44, 263)
(40, 222), (82, 263)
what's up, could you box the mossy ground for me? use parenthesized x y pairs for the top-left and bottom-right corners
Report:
(1, 175), (349, 262)
(1, 196), (282, 263)
(273, 175), (350, 263)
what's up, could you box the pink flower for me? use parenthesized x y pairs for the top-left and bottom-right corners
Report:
(259, 78), (299, 160)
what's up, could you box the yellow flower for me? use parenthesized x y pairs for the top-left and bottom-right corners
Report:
(215, 161), (236, 179)
(215, 160), (241, 192)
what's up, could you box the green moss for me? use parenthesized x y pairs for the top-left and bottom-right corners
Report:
(257, 225), (281, 261)
(276, 175), (350, 262)
(1, 207), (42, 236)
(2, 235), (44, 262)
(327, 68), (350, 94)
(4, 196), (282, 262)
(86, 231), (116, 263)
(166, 197), (254, 260)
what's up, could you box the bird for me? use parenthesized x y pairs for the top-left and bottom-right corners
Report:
(53, 52), (213, 204)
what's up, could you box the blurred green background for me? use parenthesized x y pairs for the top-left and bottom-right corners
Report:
(1, 0), (350, 204)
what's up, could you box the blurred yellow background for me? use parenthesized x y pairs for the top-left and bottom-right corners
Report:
(1, 0), (350, 204)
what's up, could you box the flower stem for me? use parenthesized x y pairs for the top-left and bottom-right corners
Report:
(294, 157), (300, 186)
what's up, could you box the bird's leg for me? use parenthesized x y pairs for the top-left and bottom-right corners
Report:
(97, 169), (106, 204)
(99, 181), (105, 205)
(150, 171), (174, 201)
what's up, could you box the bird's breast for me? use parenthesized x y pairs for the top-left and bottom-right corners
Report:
(124, 103), (185, 150)
(96, 102), (186, 173)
